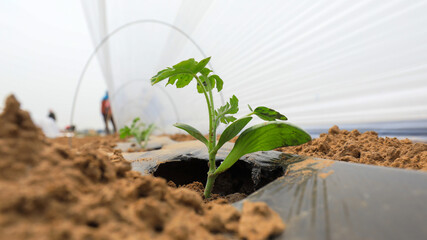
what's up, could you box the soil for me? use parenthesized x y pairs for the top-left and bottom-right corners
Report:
(0, 95), (284, 240)
(168, 181), (247, 204)
(52, 135), (122, 151)
(279, 125), (427, 171)
(165, 133), (196, 142)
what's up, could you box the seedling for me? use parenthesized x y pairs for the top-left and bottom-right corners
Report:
(151, 57), (311, 198)
(119, 117), (156, 149)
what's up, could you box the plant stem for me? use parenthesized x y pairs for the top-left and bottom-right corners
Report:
(207, 86), (218, 198)
(194, 75), (218, 198)
(204, 172), (217, 198)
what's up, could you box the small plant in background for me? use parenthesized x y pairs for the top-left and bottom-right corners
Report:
(119, 117), (156, 149)
(151, 57), (311, 198)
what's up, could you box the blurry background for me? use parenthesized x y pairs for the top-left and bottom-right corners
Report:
(0, 1), (106, 132)
(1, 0), (427, 140)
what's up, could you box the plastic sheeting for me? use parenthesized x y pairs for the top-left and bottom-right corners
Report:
(81, 0), (427, 133)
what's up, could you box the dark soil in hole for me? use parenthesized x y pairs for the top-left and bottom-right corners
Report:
(153, 158), (286, 197)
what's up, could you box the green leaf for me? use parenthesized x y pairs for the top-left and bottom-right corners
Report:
(214, 122), (311, 175)
(133, 117), (140, 123)
(173, 58), (197, 72)
(151, 68), (192, 85)
(119, 126), (130, 139)
(175, 74), (194, 88)
(215, 95), (239, 125)
(166, 75), (179, 86)
(197, 75), (216, 93)
(151, 58), (200, 86)
(196, 83), (204, 93)
(142, 123), (156, 147)
(150, 68), (171, 85)
(253, 106), (288, 121)
(248, 104), (253, 112)
(210, 75), (223, 92)
(193, 57), (211, 73)
(216, 116), (252, 151)
(223, 115), (236, 123)
(174, 123), (208, 147)
(200, 68), (212, 76)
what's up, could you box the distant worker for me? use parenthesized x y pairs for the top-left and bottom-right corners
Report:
(101, 91), (117, 134)
(36, 109), (60, 138)
(48, 109), (56, 122)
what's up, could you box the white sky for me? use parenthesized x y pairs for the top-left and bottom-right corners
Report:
(0, 1), (106, 130)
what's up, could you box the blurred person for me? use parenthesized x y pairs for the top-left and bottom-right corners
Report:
(36, 109), (60, 138)
(48, 109), (56, 122)
(101, 91), (116, 134)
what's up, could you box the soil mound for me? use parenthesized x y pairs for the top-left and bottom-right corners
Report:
(280, 125), (427, 171)
(0, 95), (284, 240)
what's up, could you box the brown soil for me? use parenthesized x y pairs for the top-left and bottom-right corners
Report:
(52, 135), (122, 151)
(173, 181), (247, 204)
(165, 133), (196, 142)
(0, 95), (284, 240)
(279, 125), (427, 171)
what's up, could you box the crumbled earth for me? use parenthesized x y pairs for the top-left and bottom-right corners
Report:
(52, 135), (122, 151)
(0, 95), (285, 240)
(175, 181), (247, 204)
(279, 125), (427, 171)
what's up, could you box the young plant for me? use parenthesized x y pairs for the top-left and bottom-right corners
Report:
(119, 117), (156, 149)
(151, 57), (311, 198)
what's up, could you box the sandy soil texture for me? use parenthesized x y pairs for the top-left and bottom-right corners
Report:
(279, 125), (427, 171)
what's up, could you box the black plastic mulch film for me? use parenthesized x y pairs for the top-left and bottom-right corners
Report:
(120, 137), (427, 240)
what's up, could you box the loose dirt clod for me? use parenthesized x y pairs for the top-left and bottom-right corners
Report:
(238, 202), (286, 240)
(0, 95), (284, 240)
(280, 125), (427, 171)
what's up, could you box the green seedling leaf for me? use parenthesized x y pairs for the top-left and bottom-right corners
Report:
(194, 57), (211, 73)
(119, 126), (131, 139)
(151, 58), (200, 86)
(253, 106), (288, 121)
(174, 123), (208, 147)
(151, 68), (192, 85)
(214, 122), (311, 175)
(200, 67), (212, 76)
(119, 117), (156, 149)
(175, 74), (194, 88)
(166, 75), (179, 86)
(210, 75), (223, 92)
(215, 95), (239, 124)
(223, 115), (236, 123)
(248, 104), (253, 112)
(173, 58), (198, 72)
(150, 68), (172, 84)
(216, 116), (252, 151)
(142, 123), (156, 148)
(197, 75), (216, 93)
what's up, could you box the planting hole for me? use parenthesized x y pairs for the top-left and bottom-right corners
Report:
(153, 159), (285, 196)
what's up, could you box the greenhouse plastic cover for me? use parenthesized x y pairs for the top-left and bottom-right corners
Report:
(81, 0), (427, 134)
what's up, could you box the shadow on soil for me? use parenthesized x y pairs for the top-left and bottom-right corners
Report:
(153, 159), (286, 196)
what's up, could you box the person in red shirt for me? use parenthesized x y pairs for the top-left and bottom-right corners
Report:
(101, 92), (117, 134)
